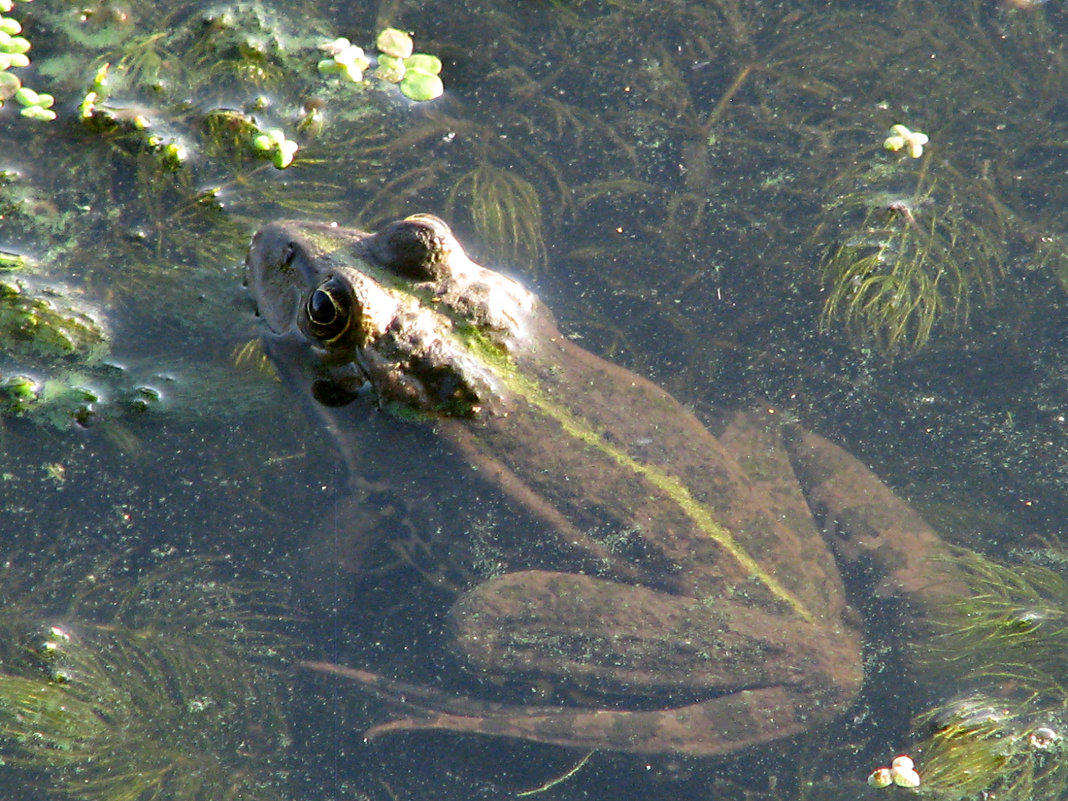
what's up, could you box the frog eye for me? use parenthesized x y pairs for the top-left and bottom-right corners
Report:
(305, 278), (352, 343)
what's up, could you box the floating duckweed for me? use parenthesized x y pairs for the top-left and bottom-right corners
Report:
(0, 50), (26, 68)
(251, 127), (298, 168)
(869, 755), (921, 789)
(14, 85), (56, 121)
(0, 68), (18, 95)
(890, 755), (921, 787)
(400, 69), (443, 102)
(0, 2), (55, 122)
(319, 28), (442, 101)
(318, 36), (369, 82)
(1, 33), (27, 53)
(884, 124), (929, 159)
(20, 103), (54, 120)
(376, 27), (413, 59)
(404, 53), (442, 75)
(868, 768), (894, 788)
(375, 53), (406, 83)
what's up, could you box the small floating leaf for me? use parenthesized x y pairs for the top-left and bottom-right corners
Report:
(400, 69), (443, 101)
(375, 54), (405, 83)
(21, 105), (55, 121)
(376, 28), (413, 58)
(14, 85), (37, 106)
(404, 53), (441, 75)
(0, 69), (19, 98)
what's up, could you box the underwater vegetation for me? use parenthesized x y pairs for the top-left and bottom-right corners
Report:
(0, 1), (448, 428)
(0, 240), (115, 426)
(0, 552), (294, 801)
(815, 145), (1006, 354)
(0, 0), (55, 121)
(912, 548), (1068, 801)
(445, 163), (546, 268)
(6, 0), (442, 273)
(5, 3), (1068, 800)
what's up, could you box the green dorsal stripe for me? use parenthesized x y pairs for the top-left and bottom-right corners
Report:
(497, 358), (807, 627)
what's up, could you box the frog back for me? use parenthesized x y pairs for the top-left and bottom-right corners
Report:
(445, 330), (848, 627)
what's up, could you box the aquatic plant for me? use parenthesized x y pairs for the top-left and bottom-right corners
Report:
(0, 0), (54, 121)
(912, 549), (1068, 801)
(0, 274), (107, 363)
(816, 147), (1005, 354)
(0, 553), (294, 801)
(445, 163), (546, 269)
(372, 28), (444, 101)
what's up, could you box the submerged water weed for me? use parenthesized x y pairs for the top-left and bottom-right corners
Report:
(0, 553), (295, 801)
(817, 147), (1005, 354)
(445, 164), (546, 269)
(912, 549), (1068, 801)
(0, 274), (108, 364)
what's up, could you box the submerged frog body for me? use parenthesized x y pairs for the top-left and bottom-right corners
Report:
(246, 216), (959, 756)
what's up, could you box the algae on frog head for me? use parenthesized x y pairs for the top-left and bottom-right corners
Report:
(0, 552), (296, 801)
(910, 547), (1068, 801)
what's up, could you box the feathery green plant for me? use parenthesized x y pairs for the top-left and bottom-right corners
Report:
(0, 553), (295, 801)
(818, 153), (1005, 354)
(913, 549), (1068, 801)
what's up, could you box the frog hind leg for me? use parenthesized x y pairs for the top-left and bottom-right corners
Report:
(301, 659), (835, 756)
(303, 567), (862, 755)
(779, 422), (967, 611)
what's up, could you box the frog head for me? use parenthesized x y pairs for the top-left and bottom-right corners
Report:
(246, 215), (538, 417)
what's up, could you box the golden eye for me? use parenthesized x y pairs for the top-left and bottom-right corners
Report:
(305, 278), (351, 343)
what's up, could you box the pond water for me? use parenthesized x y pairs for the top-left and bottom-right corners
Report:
(3, 0), (1068, 800)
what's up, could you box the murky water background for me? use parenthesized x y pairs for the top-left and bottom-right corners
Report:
(3, 0), (1068, 799)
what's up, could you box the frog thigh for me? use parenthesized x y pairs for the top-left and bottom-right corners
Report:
(431, 569), (860, 753)
(304, 570), (860, 754)
(452, 570), (857, 692)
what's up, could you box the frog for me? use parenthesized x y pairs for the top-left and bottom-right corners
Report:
(246, 214), (962, 757)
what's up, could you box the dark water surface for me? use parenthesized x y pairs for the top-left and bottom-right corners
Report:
(3, 0), (1068, 799)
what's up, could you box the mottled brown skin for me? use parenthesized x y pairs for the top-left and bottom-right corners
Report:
(247, 216), (961, 756)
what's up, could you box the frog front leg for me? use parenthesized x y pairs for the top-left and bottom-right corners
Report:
(308, 570), (862, 756)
